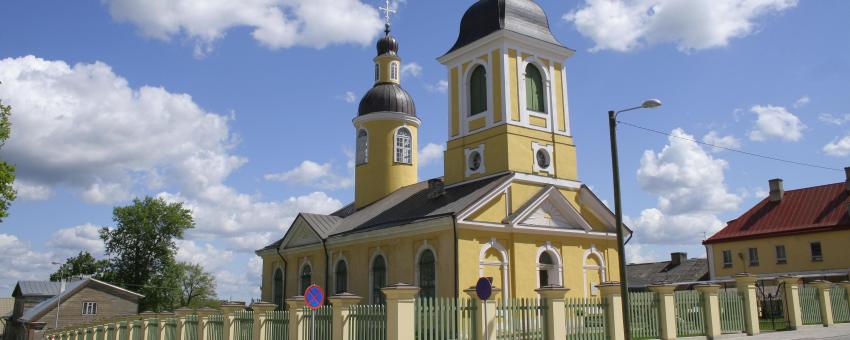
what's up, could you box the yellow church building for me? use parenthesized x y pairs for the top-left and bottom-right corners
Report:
(255, 0), (622, 307)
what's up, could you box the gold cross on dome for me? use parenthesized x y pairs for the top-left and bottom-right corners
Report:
(379, 0), (396, 26)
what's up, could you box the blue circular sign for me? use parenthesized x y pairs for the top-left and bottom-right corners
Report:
(304, 284), (324, 310)
(476, 277), (492, 301)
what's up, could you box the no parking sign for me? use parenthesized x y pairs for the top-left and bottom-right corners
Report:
(304, 284), (324, 310)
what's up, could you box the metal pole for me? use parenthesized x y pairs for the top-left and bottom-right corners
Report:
(609, 110), (632, 340)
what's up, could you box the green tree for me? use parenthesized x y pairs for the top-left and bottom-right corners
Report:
(175, 262), (217, 308)
(0, 99), (17, 222)
(100, 196), (194, 311)
(49, 251), (112, 281)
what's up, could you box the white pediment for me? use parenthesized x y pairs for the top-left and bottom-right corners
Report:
(282, 218), (322, 249)
(514, 186), (592, 231)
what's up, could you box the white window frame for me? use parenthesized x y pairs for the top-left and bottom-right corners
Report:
(775, 245), (787, 264)
(82, 301), (97, 315)
(722, 250), (733, 268)
(391, 62), (399, 80)
(748, 248), (759, 267)
(299, 259), (313, 294)
(369, 249), (389, 304)
(464, 144), (486, 177)
(394, 127), (412, 164)
(531, 141), (554, 173)
(582, 245), (607, 297)
(334, 255), (349, 295)
(536, 242), (563, 288)
(356, 128), (369, 165)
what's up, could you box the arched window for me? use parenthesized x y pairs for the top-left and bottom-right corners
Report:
(394, 128), (412, 164)
(273, 268), (283, 309)
(375, 64), (380, 81)
(469, 65), (487, 115)
(538, 252), (556, 288)
(525, 64), (545, 112)
(300, 264), (312, 294)
(371, 255), (387, 304)
(356, 129), (368, 165)
(335, 260), (348, 294)
(391, 62), (398, 80)
(418, 249), (436, 298)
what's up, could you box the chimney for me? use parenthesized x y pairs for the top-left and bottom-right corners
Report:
(427, 178), (446, 199)
(769, 178), (784, 202)
(670, 252), (687, 267)
(844, 167), (850, 191)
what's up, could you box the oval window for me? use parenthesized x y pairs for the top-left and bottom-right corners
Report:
(536, 149), (551, 169)
(468, 151), (482, 171)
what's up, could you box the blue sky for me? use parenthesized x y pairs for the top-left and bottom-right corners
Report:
(0, 0), (848, 301)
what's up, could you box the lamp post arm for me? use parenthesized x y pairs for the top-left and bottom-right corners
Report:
(608, 110), (632, 340)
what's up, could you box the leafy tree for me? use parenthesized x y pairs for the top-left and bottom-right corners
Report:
(174, 262), (217, 308)
(49, 251), (112, 281)
(100, 196), (194, 311)
(0, 99), (16, 222)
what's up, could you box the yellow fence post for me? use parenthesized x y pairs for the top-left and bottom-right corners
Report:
(734, 273), (760, 335)
(174, 308), (192, 340)
(140, 312), (158, 340)
(220, 302), (246, 340)
(535, 286), (569, 340)
(463, 286), (499, 340)
(778, 276), (803, 330)
(648, 284), (677, 340)
(158, 313), (173, 340)
(381, 283), (420, 340)
(327, 293), (362, 340)
(108, 322), (117, 340)
(598, 282), (625, 340)
(250, 301), (277, 340)
(812, 280), (835, 327)
(285, 297), (306, 340)
(695, 284), (722, 339)
(196, 307), (216, 340)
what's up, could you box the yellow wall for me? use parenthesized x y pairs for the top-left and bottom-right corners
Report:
(490, 49), (503, 123)
(354, 120), (418, 208)
(554, 63), (566, 133)
(375, 55), (400, 84)
(508, 49), (520, 122)
(710, 229), (850, 278)
(451, 67), (459, 137)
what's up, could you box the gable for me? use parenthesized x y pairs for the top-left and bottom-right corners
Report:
(282, 218), (322, 249)
(513, 187), (591, 231)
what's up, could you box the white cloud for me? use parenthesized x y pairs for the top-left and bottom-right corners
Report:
(12, 180), (53, 200)
(425, 80), (448, 94)
(793, 96), (810, 108)
(176, 240), (234, 271)
(264, 160), (353, 190)
(823, 135), (850, 157)
(702, 131), (741, 152)
(340, 91), (357, 103)
(0, 234), (54, 292)
(214, 260), (261, 302)
(47, 224), (106, 258)
(81, 181), (133, 204)
(748, 105), (805, 142)
(626, 243), (660, 264)
(818, 113), (850, 126)
(103, 0), (384, 56)
(419, 143), (444, 167)
(564, 0), (797, 52)
(401, 62), (422, 77)
(633, 128), (741, 244)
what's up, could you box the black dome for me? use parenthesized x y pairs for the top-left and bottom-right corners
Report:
(377, 34), (399, 55)
(446, 0), (563, 55)
(358, 83), (416, 116)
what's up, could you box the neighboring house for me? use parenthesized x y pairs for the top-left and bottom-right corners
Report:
(3, 278), (142, 340)
(704, 174), (850, 281)
(0, 298), (13, 339)
(256, 0), (627, 307)
(627, 253), (709, 290)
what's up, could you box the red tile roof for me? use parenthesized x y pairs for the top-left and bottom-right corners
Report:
(704, 182), (850, 244)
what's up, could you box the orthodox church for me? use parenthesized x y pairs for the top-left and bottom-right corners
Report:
(256, 0), (621, 306)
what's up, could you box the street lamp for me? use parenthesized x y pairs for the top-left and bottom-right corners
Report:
(608, 99), (661, 340)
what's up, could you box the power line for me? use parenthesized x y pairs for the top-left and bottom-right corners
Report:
(617, 120), (843, 172)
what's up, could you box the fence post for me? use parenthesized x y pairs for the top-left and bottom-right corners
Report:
(648, 284), (677, 340)
(463, 287), (499, 340)
(812, 280), (835, 327)
(159, 313), (173, 340)
(196, 307), (217, 340)
(108, 322), (117, 340)
(598, 283), (625, 340)
(174, 308), (192, 340)
(535, 286), (569, 340)
(777, 276), (803, 330)
(327, 293), (362, 340)
(220, 302), (246, 340)
(140, 312), (158, 340)
(734, 273), (760, 335)
(250, 301), (277, 340)
(381, 283), (420, 340)
(286, 297), (306, 340)
(694, 284), (721, 339)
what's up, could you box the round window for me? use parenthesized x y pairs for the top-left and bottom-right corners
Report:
(468, 151), (482, 171)
(536, 149), (551, 169)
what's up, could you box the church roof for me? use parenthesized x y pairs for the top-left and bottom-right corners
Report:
(358, 83), (416, 116)
(445, 0), (563, 55)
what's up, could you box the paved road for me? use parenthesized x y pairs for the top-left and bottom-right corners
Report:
(719, 323), (850, 339)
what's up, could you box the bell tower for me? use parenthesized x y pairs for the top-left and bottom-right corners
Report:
(438, 0), (577, 186)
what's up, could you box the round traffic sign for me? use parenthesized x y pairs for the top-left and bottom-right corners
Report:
(304, 284), (324, 310)
(475, 277), (492, 301)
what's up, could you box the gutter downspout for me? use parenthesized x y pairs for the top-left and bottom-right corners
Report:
(452, 215), (459, 298)
(322, 239), (330, 304)
(275, 248), (288, 306)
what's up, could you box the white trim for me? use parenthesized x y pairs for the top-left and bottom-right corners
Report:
(333, 255), (349, 294)
(438, 30), (574, 66)
(325, 216), (453, 248)
(560, 63), (572, 135)
(536, 241), (564, 288)
(393, 126), (413, 164)
(706, 244), (716, 280)
(479, 238), (510, 302)
(352, 112), (422, 127)
(455, 173), (514, 221)
(518, 59), (553, 131)
(414, 241), (438, 296)
(531, 141), (554, 174)
(356, 128), (369, 166)
(464, 144), (486, 177)
(513, 173), (582, 189)
(510, 186), (593, 232)
(582, 245), (607, 298)
(462, 62), (494, 135)
(369, 249), (389, 304)
(298, 259), (313, 294)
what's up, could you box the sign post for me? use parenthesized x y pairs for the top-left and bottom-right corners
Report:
(476, 277), (493, 340)
(304, 285), (324, 340)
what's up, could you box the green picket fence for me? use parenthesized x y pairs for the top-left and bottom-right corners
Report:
(163, 318), (177, 340)
(800, 286), (822, 325)
(207, 314), (225, 340)
(301, 306), (332, 340)
(628, 292), (660, 339)
(147, 319), (160, 340)
(719, 291), (745, 334)
(233, 311), (253, 340)
(564, 297), (607, 340)
(349, 304), (386, 340)
(117, 321), (129, 340)
(831, 286), (850, 323)
(131, 321), (142, 340)
(95, 326), (105, 340)
(264, 311), (289, 340)
(415, 297), (476, 340)
(496, 298), (546, 340)
(674, 291), (705, 337)
(184, 316), (198, 340)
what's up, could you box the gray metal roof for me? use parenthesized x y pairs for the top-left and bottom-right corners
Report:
(446, 0), (563, 55)
(18, 280), (85, 322)
(358, 83), (416, 116)
(14, 281), (63, 297)
(300, 213), (342, 239)
(627, 258), (709, 288)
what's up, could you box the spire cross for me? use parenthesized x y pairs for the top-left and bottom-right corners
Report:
(379, 0), (396, 28)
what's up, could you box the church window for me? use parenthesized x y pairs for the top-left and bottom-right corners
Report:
(418, 249), (436, 298)
(468, 151), (482, 171)
(375, 64), (380, 81)
(335, 259), (348, 294)
(536, 148), (551, 169)
(538, 252), (556, 288)
(371, 255), (387, 304)
(356, 129), (369, 165)
(391, 62), (398, 80)
(469, 65), (487, 115)
(300, 264), (312, 293)
(273, 268), (284, 309)
(525, 64), (545, 113)
(394, 127), (412, 164)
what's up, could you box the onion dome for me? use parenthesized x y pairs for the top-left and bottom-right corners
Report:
(358, 83), (416, 116)
(446, 0), (563, 54)
(377, 25), (399, 55)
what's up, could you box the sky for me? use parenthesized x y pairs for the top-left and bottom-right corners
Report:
(0, 0), (849, 302)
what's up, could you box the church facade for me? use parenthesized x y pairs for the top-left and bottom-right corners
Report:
(255, 0), (622, 306)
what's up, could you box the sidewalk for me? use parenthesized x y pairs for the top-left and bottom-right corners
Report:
(720, 324), (850, 339)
